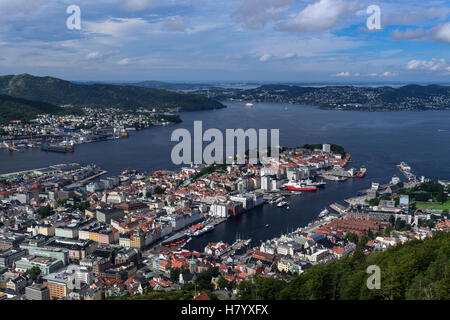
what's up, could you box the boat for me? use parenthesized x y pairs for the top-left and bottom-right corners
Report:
(193, 225), (215, 236)
(283, 181), (317, 191)
(318, 208), (329, 218)
(265, 224), (269, 228)
(245, 103), (254, 108)
(356, 167), (367, 178)
(277, 201), (288, 208)
(41, 144), (74, 153)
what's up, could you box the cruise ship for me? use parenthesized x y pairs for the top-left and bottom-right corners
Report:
(193, 225), (214, 236)
(283, 181), (317, 191)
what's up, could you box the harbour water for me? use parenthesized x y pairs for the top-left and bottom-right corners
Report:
(1, 101), (450, 251)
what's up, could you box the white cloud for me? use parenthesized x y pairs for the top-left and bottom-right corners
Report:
(164, 16), (190, 32)
(430, 22), (450, 44)
(84, 18), (151, 38)
(380, 71), (398, 77)
(280, 0), (358, 32)
(334, 71), (350, 77)
(391, 28), (426, 40)
(123, 0), (158, 11)
(259, 52), (297, 62)
(232, 0), (293, 29)
(0, 0), (45, 15)
(117, 58), (131, 65)
(85, 50), (120, 61)
(406, 58), (450, 72)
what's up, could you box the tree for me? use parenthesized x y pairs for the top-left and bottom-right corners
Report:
(170, 268), (181, 282)
(389, 215), (396, 226)
(38, 205), (53, 218)
(28, 266), (41, 281)
(345, 232), (359, 244)
(217, 277), (228, 290)
(154, 186), (165, 195)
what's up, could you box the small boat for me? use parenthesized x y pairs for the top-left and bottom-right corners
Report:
(277, 201), (288, 208)
(265, 224), (269, 228)
(318, 208), (329, 218)
(245, 103), (254, 108)
(356, 167), (367, 178)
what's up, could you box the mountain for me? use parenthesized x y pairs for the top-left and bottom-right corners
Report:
(0, 74), (225, 111)
(201, 84), (450, 110)
(131, 80), (214, 91)
(0, 94), (82, 124)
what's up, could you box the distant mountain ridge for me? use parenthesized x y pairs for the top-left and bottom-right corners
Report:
(0, 74), (225, 111)
(201, 83), (450, 110)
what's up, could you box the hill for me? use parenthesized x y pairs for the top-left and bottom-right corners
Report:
(111, 231), (450, 300)
(0, 94), (82, 124)
(201, 84), (450, 110)
(0, 74), (225, 111)
(237, 231), (450, 300)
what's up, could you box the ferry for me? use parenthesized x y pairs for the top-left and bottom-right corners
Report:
(356, 167), (367, 178)
(193, 225), (214, 236)
(283, 181), (317, 191)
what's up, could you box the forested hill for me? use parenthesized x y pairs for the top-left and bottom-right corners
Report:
(238, 231), (450, 300)
(0, 94), (82, 124)
(112, 231), (450, 300)
(202, 84), (450, 110)
(0, 74), (225, 111)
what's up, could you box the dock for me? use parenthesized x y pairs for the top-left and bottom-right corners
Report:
(329, 203), (348, 214)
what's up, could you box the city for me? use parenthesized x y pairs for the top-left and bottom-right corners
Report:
(0, 0), (449, 312)
(0, 144), (448, 300)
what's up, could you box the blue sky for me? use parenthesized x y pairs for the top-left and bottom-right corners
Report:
(0, 0), (449, 82)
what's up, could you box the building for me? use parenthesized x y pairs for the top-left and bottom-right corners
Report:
(14, 255), (64, 275)
(26, 284), (51, 300)
(209, 203), (229, 218)
(96, 208), (124, 224)
(0, 249), (27, 268)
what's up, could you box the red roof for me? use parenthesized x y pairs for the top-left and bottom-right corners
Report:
(193, 292), (210, 300)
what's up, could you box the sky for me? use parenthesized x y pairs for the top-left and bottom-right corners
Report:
(0, 0), (449, 82)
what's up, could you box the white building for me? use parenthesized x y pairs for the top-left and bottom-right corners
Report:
(209, 203), (229, 218)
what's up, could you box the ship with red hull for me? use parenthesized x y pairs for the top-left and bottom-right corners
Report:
(41, 144), (74, 153)
(283, 182), (317, 192)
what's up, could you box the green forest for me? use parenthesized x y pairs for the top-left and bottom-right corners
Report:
(0, 94), (83, 124)
(0, 74), (225, 111)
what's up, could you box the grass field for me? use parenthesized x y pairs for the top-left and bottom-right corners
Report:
(414, 201), (450, 210)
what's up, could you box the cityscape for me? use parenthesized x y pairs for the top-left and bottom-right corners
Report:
(0, 0), (449, 312)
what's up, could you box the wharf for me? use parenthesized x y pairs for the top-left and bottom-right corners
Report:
(65, 170), (108, 188)
(329, 203), (348, 214)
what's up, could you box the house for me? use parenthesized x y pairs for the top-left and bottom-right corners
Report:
(193, 292), (210, 300)
(179, 273), (196, 285)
